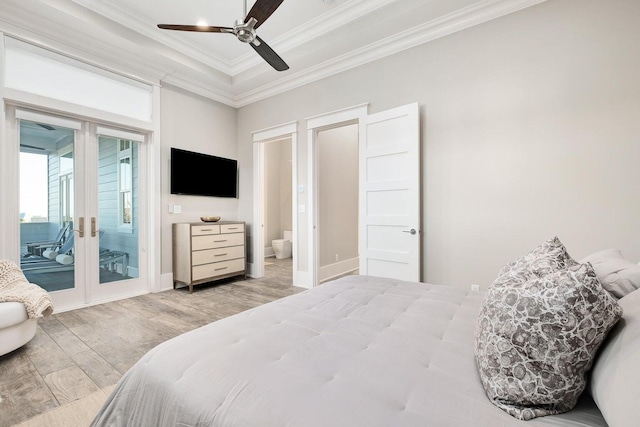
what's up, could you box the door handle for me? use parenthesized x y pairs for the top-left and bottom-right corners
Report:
(91, 217), (99, 237)
(403, 229), (417, 235)
(75, 217), (85, 238)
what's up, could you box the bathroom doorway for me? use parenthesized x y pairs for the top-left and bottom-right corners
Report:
(251, 121), (298, 285)
(263, 137), (293, 279)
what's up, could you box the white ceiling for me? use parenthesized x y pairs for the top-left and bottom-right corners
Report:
(0, 0), (547, 107)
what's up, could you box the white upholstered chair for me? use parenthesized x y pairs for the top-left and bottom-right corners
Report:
(0, 302), (38, 356)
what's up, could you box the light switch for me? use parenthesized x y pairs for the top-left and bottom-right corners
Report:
(173, 205), (182, 214)
(298, 204), (306, 213)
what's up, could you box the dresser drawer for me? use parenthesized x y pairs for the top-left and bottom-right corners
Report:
(192, 258), (245, 281)
(192, 245), (245, 266)
(192, 232), (245, 250)
(191, 225), (220, 236)
(220, 223), (244, 234)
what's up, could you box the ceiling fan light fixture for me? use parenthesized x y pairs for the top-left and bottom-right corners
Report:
(234, 17), (257, 43)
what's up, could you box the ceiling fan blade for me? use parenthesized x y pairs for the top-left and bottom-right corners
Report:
(250, 36), (289, 71)
(245, 0), (284, 29)
(157, 24), (233, 33)
(20, 144), (46, 151)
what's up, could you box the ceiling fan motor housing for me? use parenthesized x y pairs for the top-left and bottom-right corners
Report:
(234, 18), (257, 43)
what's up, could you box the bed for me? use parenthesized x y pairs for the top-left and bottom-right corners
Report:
(91, 272), (639, 427)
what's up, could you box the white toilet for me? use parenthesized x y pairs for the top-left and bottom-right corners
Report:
(272, 230), (292, 259)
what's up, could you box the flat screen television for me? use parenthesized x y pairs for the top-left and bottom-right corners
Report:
(171, 148), (238, 198)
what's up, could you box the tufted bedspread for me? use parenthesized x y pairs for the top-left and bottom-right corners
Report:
(91, 276), (607, 427)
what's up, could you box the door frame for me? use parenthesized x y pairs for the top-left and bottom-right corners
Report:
(306, 104), (368, 288)
(251, 121), (298, 284)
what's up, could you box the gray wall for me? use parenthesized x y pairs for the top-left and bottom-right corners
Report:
(160, 84), (238, 274)
(237, 0), (640, 289)
(318, 124), (359, 268)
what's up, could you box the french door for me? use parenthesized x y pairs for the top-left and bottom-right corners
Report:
(15, 108), (148, 311)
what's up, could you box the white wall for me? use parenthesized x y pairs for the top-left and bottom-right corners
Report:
(160, 84), (238, 274)
(237, 0), (640, 290)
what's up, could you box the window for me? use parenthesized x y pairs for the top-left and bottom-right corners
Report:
(118, 140), (133, 232)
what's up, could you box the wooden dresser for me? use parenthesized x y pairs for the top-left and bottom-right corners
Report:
(172, 221), (246, 293)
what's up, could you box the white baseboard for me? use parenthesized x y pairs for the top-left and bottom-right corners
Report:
(319, 257), (359, 283)
(159, 273), (174, 292)
(264, 247), (275, 258)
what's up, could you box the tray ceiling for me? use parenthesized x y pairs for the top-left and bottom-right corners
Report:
(0, 0), (547, 107)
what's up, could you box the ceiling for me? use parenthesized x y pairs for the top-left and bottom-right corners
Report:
(20, 121), (74, 154)
(0, 0), (547, 107)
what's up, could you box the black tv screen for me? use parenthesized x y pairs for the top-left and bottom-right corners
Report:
(171, 148), (238, 198)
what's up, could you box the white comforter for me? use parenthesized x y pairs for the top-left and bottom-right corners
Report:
(92, 276), (606, 426)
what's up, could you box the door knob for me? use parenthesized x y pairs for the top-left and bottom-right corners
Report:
(403, 229), (417, 235)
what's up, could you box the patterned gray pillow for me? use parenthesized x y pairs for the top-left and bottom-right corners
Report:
(475, 263), (622, 420)
(494, 236), (579, 286)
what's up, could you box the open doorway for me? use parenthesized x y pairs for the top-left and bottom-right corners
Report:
(316, 124), (359, 283)
(307, 103), (421, 287)
(306, 104), (368, 288)
(251, 121), (298, 285)
(263, 138), (293, 281)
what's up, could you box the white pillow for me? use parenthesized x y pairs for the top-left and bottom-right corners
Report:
(42, 249), (58, 260)
(56, 254), (74, 265)
(580, 249), (640, 298)
(590, 288), (640, 427)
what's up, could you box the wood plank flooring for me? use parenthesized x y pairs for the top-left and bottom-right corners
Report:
(0, 258), (299, 427)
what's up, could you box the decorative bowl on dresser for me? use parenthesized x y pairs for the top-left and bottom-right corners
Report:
(172, 221), (246, 293)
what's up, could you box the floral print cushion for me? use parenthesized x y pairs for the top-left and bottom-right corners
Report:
(475, 262), (623, 421)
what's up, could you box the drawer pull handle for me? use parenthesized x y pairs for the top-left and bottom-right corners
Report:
(214, 240), (228, 243)
(200, 229), (213, 232)
(215, 266), (228, 271)
(227, 227), (238, 230)
(214, 253), (228, 257)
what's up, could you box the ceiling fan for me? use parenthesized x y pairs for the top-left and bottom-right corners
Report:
(157, 0), (289, 72)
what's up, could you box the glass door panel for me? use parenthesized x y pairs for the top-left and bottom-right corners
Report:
(97, 136), (139, 284)
(19, 120), (76, 293)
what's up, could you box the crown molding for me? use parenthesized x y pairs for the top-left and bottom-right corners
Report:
(68, 0), (234, 74)
(162, 72), (237, 107)
(72, 0), (403, 77)
(234, 0), (549, 107)
(1, 0), (549, 109)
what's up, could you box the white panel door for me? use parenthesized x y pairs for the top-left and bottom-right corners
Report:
(360, 103), (420, 281)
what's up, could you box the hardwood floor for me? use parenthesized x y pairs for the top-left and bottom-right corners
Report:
(0, 258), (298, 427)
